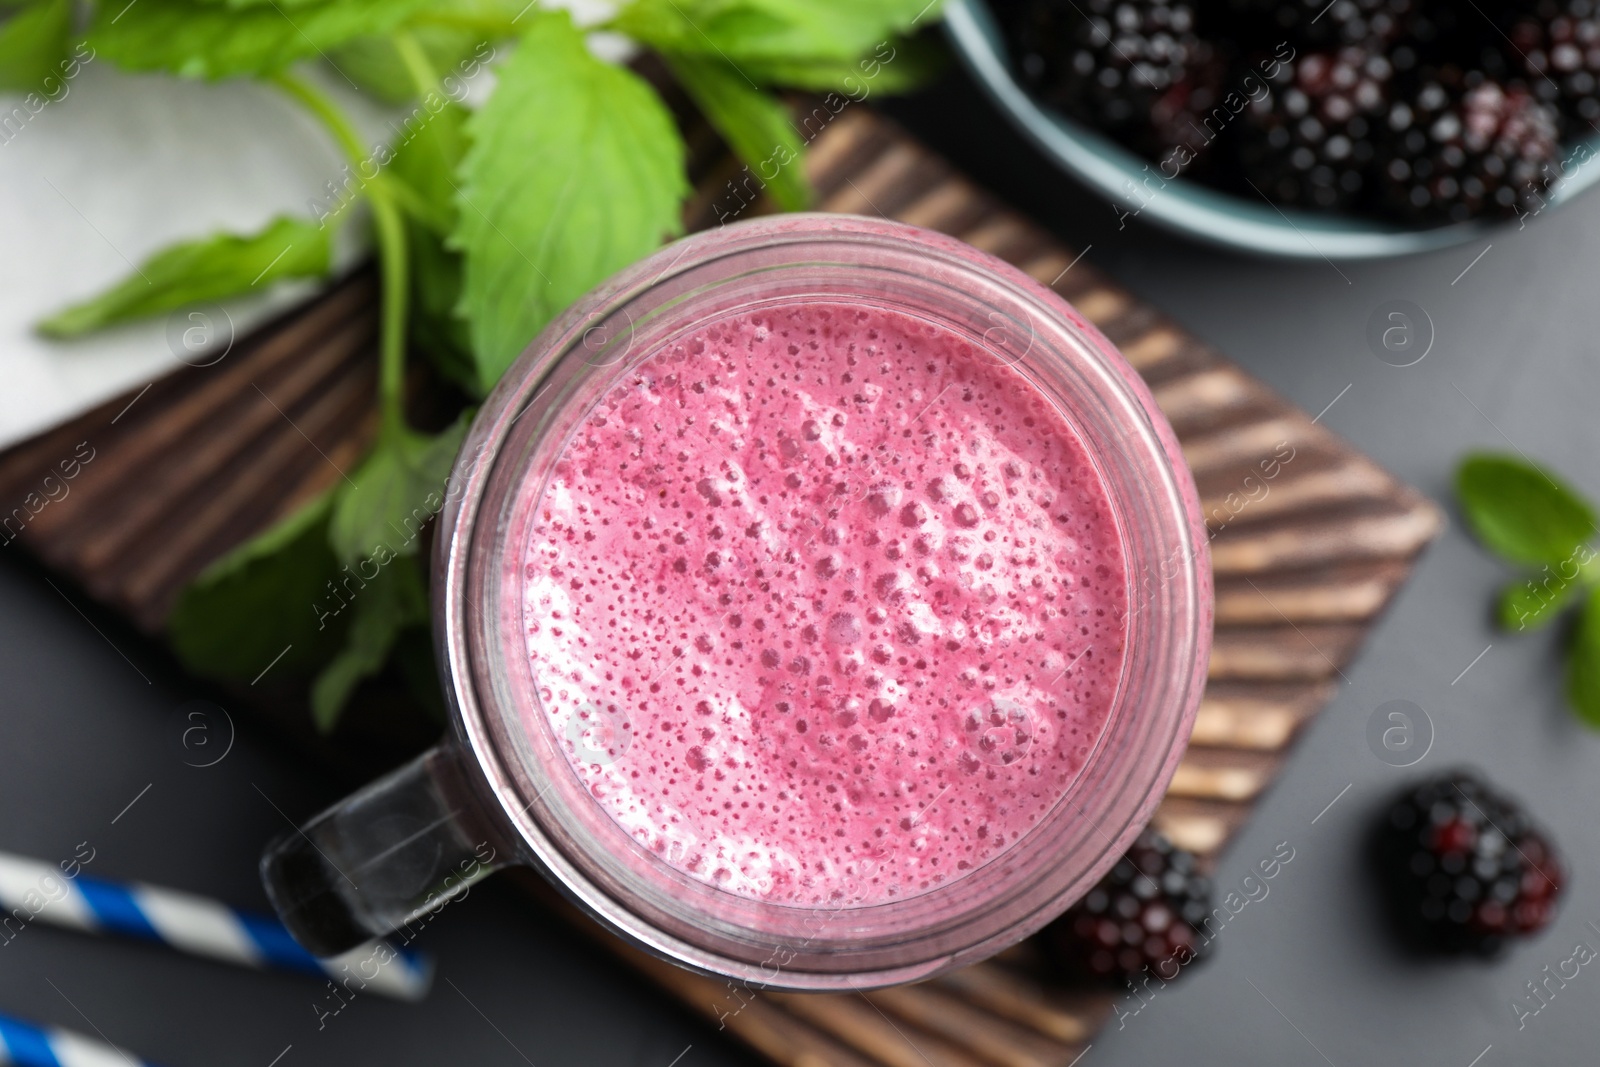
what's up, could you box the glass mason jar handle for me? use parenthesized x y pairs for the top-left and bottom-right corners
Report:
(260, 745), (511, 956)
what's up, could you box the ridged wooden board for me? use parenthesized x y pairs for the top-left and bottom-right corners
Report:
(0, 100), (1441, 1067)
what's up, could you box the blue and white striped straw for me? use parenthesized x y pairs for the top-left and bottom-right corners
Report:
(0, 1011), (164, 1067)
(0, 852), (431, 1002)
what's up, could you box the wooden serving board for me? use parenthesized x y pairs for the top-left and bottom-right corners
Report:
(0, 98), (1441, 1067)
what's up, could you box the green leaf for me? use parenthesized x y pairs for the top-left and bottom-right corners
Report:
(39, 216), (331, 338)
(86, 0), (434, 79)
(738, 35), (944, 93)
(1499, 574), (1582, 631)
(382, 0), (528, 36)
(187, 0), (336, 9)
(613, 0), (939, 65)
(168, 490), (345, 680)
(328, 416), (468, 566)
(311, 555), (428, 731)
(325, 34), (426, 103)
(0, 0), (70, 93)
(410, 224), (478, 392)
(667, 54), (809, 212)
(454, 9), (687, 390)
(391, 97), (468, 232)
(1567, 586), (1600, 729)
(389, 100), (474, 386)
(325, 30), (487, 105)
(1455, 452), (1597, 566)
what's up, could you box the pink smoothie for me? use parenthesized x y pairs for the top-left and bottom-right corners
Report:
(521, 302), (1128, 907)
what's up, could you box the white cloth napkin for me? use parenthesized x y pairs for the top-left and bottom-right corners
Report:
(0, 62), (386, 451)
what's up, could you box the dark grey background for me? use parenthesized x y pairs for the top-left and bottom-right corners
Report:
(5, 60), (1599, 1067)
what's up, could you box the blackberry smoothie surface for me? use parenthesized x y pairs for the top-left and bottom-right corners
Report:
(520, 302), (1130, 907)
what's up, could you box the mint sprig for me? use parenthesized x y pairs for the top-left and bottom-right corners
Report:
(1456, 451), (1600, 725)
(17, 0), (944, 730)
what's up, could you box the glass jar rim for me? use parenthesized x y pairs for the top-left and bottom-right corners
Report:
(434, 213), (1211, 989)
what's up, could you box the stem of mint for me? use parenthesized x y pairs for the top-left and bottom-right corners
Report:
(391, 29), (439, 94)
(269, 71), (411, 442)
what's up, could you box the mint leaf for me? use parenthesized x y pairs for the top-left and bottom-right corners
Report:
(86, 0), (432, 79)
(667, 55), (809, 212)
(1455, 453), (1596, 566)
(169, 490), (345, 680)
(411, 225), (477, 392)
(613, 0), (938, 65)
(1499, 574), (1581, 631)
(0, 0), (71, 93)
(328, 416), (468, 566)
(391, 97), (468, 233)
(390, 104), (476, 388)
(311, 555), (428, 731)
(739, 36), (943, 93)
(454, 9), (687, 390)
(1567, 586), (1600, 728)
(39, 215), (331, 338)
(184, 0), (336, 8)
(325, 34), (429, 104)
(326, 31), (485, 104)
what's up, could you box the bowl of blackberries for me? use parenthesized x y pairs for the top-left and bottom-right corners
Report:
(950, 0), (1600, 256)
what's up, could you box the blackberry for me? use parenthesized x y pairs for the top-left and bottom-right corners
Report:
(1506, 0), (1600, 131)
(1403, 1), (1508, 73)
(1376, 770), (1565, 956)
(1236, 47), (1393, 209)
(1148, 54), (1233, 168)
(1220, 0), (1414, 51)
(1377, 74), (1561, 222)
(1042, 829), (1213, 984)
(1004, 0), (1220, 157)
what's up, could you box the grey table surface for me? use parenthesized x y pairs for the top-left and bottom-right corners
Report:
(6, 63), (1600, 1067)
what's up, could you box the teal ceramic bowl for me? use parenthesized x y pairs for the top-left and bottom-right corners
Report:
(945, 0), (1600, 259)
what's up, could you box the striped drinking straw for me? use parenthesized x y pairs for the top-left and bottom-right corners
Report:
(0, 851), (432, 1002)
(0, 1011), (166, 1067)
